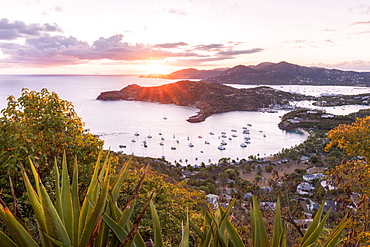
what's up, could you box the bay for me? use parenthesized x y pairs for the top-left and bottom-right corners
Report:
(1, 75), (367, 165)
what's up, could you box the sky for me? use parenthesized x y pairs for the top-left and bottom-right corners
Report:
(0, 0), (370, 75)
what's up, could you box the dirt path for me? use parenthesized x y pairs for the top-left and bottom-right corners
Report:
(239, 160), (309, 186)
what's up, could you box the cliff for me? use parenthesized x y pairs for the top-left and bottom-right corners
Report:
(97, 80), (299, 122)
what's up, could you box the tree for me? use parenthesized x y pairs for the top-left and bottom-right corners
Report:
(325, 116), (370, 245)
(308, 154), (322, 166)
(325, 116), (370, 163)
(0, 88), (104, 194)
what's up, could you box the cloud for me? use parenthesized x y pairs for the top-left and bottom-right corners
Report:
(167, 8), (188, 16)
(348, 4), (370, 14)
(350, 21), (370, 26)
(154, 42), (188, 48)
(195, 44), (225, 51)
(314, 60), (370, 71)
(0, 34), (200, 66)
(0, 20), (264, 68)
(54, 5), (63, 12)
(323, 28), (336, 32)
(217, 48), (263, 56)
(0, 18), (62, 40)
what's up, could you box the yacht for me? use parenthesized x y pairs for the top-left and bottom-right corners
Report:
(159, 142), (164, 146)
(221, 140), (227, 145)
(131, 139), (136, 142)
(171, 147), (176, 150)
(147, 135), (152, 139)
(204, 141), (210, 145)
(240, 143), (247, 148)
(243, 129), (250, 134)
(218, 145), (226, 150)
(134, 132), (139, 136)
(188, 143), (194, 147)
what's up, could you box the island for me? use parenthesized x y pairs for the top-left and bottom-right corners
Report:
(96, 80), (301, 122)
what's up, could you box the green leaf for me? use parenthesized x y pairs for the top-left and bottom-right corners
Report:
(250, 196), (270, 247)
(79, 157), (110, 247)
(0, 231), (18, 247)
(111, 157), (131, 201)
(103, 213), (129, 243)
(179, 212), (190, 247)
(225, 219), (244, 246)
(61, 152), (74, 242)
(0, 205), (39, 247)
(301, 208), (331, 247)
(323, 213), (349, 247)
(272, 197), (282, 247)
(150, 200), (163, 247)
(39, 179), (72, 246)
(71, 157), (80, 247)
(301, 202), (326, 246)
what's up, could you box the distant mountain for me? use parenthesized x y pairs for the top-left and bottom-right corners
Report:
(97, 80), (299, 122)
(140, 68), (226, 80)
(205, 61), (370, 86)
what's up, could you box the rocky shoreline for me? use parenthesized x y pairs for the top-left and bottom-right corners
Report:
(96, 80), (300, 122)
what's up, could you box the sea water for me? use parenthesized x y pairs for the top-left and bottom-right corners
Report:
(0, 75), (368, 165)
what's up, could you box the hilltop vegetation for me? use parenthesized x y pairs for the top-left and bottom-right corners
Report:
(97, 80), (299, 122)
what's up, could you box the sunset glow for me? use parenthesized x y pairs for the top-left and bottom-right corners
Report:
(0, 0), (369, 74)
(145, 63), (175, 75)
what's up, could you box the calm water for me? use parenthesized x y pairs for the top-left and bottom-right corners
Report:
(0, 75), (367, 165)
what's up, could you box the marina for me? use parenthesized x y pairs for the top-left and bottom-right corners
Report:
(1, 75), (369, 165)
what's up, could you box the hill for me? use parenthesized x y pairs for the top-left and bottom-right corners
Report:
(205, 61), (370, 86)
(139, 68), (226, 80)
(96, 80), (299, 122)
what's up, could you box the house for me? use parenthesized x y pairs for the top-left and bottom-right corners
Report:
(181, 170), (195, 178)
(303, 173), (325, 182)
(321, 180), (336, 191)
(206, 194), (219, 207)
(243, 192), (253, 200)
(288, 119), (300, 124)
(297, 182), (315, 195)
(307, 110), (318, 114)
(321, 114), (334, 118)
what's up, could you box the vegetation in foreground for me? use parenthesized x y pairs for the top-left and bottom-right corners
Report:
(3, 88), (370, 245)
(0, 151), (348, 246)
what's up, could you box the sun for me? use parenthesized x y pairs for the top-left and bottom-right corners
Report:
(146, 63), (174, 75)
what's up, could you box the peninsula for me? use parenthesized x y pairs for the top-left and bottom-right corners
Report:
(96, 80), (300, 122)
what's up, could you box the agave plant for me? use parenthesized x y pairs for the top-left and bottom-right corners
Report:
(0, 151), (150, 247)
(250, 196), (348, 247)
(148, 196), (348, 247)
(0, 151), (349, 247)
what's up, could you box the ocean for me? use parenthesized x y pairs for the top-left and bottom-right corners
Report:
(1, 75), (368, 165)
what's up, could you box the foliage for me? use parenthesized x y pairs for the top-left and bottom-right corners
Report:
(0, 151), (150, 246)
(114, 157), (205, 245)
(325, 116), (370, 163)
(0, 88), (104, 200)
(0, 150), (348, 247)
(325, 116), (370, 245)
